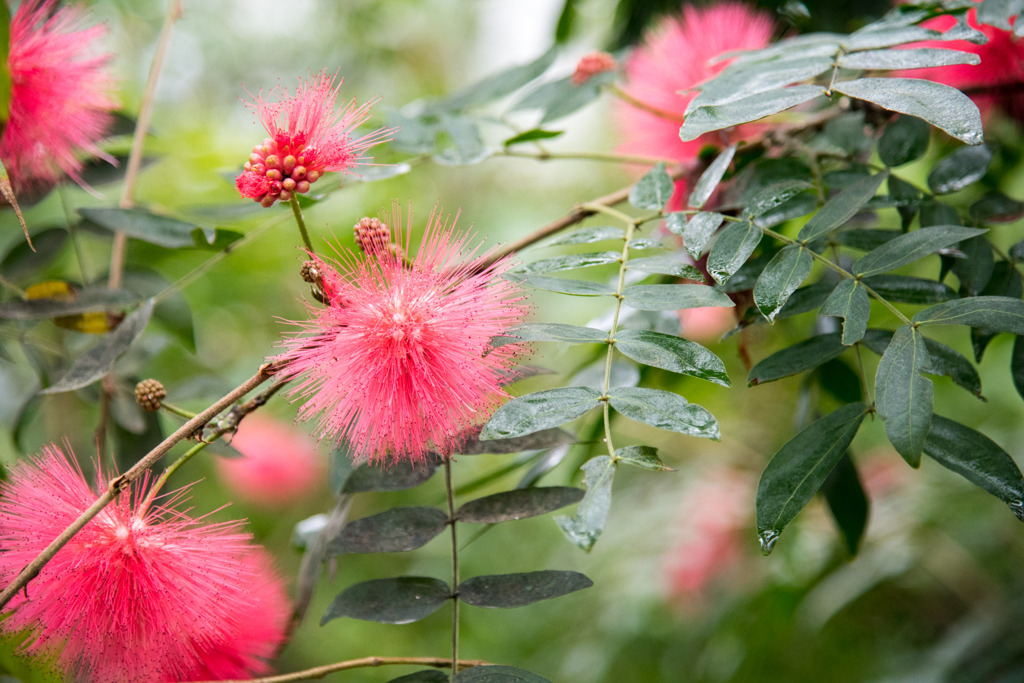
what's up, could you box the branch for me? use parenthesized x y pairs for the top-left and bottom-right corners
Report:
(186, 657), (492, 683)
(0, 361), (282, 609)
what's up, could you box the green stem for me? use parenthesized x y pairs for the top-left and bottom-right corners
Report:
(289, 195), (315, 254)
(498, 147), (679, 167)
(137, 440), (211, 516)
(444, 460), (461, 675)
(160, 401), (197, 420)
(606, 83), (686, 123)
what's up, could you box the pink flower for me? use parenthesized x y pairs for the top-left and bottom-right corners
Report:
(615, 2), (774, 209)
(896, 8), (1024, 121)
(0, 0), (116, 194)
(236, 70), (394, 207)
(572, 51), (617, 85)
(216, 414), (326, 508)
(678, 306), (736, 344)
(0, 444), (290, 682)
(277, 204), (529, 466)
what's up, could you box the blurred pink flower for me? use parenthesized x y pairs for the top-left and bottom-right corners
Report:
(278, 204), (529, 466)
(572, 51), (617, 85)
(236, 69), (394, 207)
(678, 305), (736, 344)
(615, 2), (774, 209)
(0, 444), (289, 682)
(216, 414), (325, 508)
(897, 9), (1024, 121)
(0, 0), (116, 194)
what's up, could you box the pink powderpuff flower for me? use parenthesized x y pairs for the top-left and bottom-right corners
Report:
(216, 414), (326, 509)
(896, 8), (1024, 122)
(572, 51), (618, 85)
(615, 2), (774, 209)
(0, 0), (116, 195)
(277, 203), (529, 466)
(0, 444), (290, 683)
(236, 69), (395, 207)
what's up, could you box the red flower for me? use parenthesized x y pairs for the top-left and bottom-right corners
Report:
(0, 0), (116, 194)
(0, 444), (290, 682)
(236, 70), (394, 207)
(277, 204), (529, 465)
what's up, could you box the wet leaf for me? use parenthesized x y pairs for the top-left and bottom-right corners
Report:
(852, 225), (986, 277)
(672, 211), (724, 259)
(690, 57), (831, 111)
(860, 275), (958, 304)
(688, 143), (737, 209)
(607, 386), (720, 439)
(753, 244), (813, 322)
(325, 507), (448, 555)
(707, 220), (762, 285)
(459, 570), (592, 608)
(614, 328), (730, 386)
(861, 328), (982, 398)
(457, 487), (584, 523)
(627, 253), (703, 280)
(914, 296), (1024, 333)
(629, 163), (674, 210)
(927, 144), (993, 194)
(514, 252), (621, 275)
(545, 225), (624, 246)
(490, 322), (607, 350)
(621, 284), (734, 311)
(679, 84), (825, 141)
(748, 333), (846, 385)
(820, 279), (870, 345)
(615, 445), (673, 471)
(555, 455), (614, 551)
(875, 325), (933, 466)
(839, 47), (979, 70)
(797, 171), (888, 243)
(481, 387), (602, 440)
(520, 275), (613, 296)
(321, 577), (450, 625)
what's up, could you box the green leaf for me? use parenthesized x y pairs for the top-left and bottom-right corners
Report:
(514, 251), (620, 276)
(835, 228), (901, 252)
(706, 220), (762, 285)
(861, 275), (957, 304)
(457, 487), (584, 523)
(679, 84), (825, 141)
(629, 163), (674, 210)
(878, 115), (930, 169)
(753, 245), (814, 323)
(820, 279), (870, 345)
(621, 284), (734, 311)
(832, 78), (983, 145)
(875, 325), (933, 466)
(546, 225), (624, 246)
(0, 228), (66, 282)
(756, 403), (869, 554)
(442, 48), (557, 110)
(627, 238), (662, 250)
(78, 207), (212, 249)
(615, 445), (673, 471)
(843, 24), (938, 50)
(458, 570), (592, 608)
(342, 458), (440, 493)
(977, 0), (1024, 31)
(744, 180), (814, 220)
(614, 328), (730, 386)
(503, 128), (564, 146)
(459, 427), (574, 455)
(924, 415), (1024, 517)
(690, 57), (832, 111)
(388, 670), (450, 683)
(42, 300), (154, 394)
(433, 114), (490, 166)
(481, 387), (602, 440)
(969, 191), (1024, 223)
(627, 253), (703, 280)
(325, 507), (448, 555)
(748, 333), (846, 385)
(352, 162), (413, 183)
(914, 296), (1024, 333)
(520, 275), (613, 296)
(688, 143), (737, 209)
(797, 172), (888, 243)
(838, 47), (980, 70)
(927, 144), (993, 194)
(852, 225), (986, 276)
(1014, 336), (1024, 401)
(321, 577), (450, 625)
(490, 322), (607, 350)
(667, 211), (724, 259)
(862, 328), (982, 398)
(556, 455), (615, 551)
(453, 665), (551, 683)
(951, 235), (995, 296)
(607, 386), (720, 439)
(0, 288), (139, 321)
(822, 454), (869, 556)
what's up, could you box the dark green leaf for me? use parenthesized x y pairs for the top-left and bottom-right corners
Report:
(823, 452), (869, 556)
(798, 172), (888, 243)
(615, 445), (673, 471)
(615, 328), (730, 386)
(481, 387), (602, 440)
(42, 300), (154, 394)
(679, 84), (825, 141)
(924, 415), (1024, 516)
(191, 226), (243, 251)
(752, 193), (818, 229)
(914, 296), (1024, 333)
(321, 577), (450, 625)
(835, 228), (901, 252)
(629, 163), (674, 210)
(621, 284), (734, 311)
(0, 228), (66, 281)
(969, 191), (1024, 223)
(756, 403), (869, 554)
(888, 175), (921, 230)
(832, 78), (983, 145)
(818, 111), (870, 154)
(442, 48), (556, 110)
(952, 235), (995, 296)
(459, 570), (592, 608)
(326, 507), (448, 556)
(607, 386), (720, 439)
(342, 458), (440, 493)
(852, 225), (986, 277)
(555, 455), (615, 551)
(820, 279), (870, 345)
(920, 200), (962, 228)
(545, 225), (624, 246)
(753, 245), (813, 323)
(748, 333), (846, 385)
(514, 252), (620, 276)
(927, 144), (993, 194)
(688, 143), (737, 209)
(862, 328), (982, 398)
(459, 427), (574, 455)
(78, 207), (210, 249)
(707, 220), (762, 285)
(773, 280), (835, 320)
(744, 180), (814, 220)
(490, 323), (607, 350)
(388, 670), (449, 683)
(453, 666), (551, 683)
(875, 325), (933, 466)
(839, 47), (980, 70)
(668, 211), (724, 259)
(520, 275), (613, 296)
(861, 275), (958, 304)
(971, 262), (1023, 360)
(0, 288), (139, 320)
(1014, 336), (1024, 400)
(504, 128), (563, 146)
(627, 254), (703, 280)
(457, 487), (584, 523)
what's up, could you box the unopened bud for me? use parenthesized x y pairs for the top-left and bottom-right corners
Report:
(353, 216), (392, 257)
(135, 379), (167, 412)
(572, 51), (617, 86)
(300, 260), (321, 284)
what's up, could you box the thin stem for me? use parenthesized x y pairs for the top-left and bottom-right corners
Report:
(160, 401), (197, 420)
(59, 187), (91, 283)
(498, 147), (678, 167)
(444, 460), (461, 675)
(289, 195), (316, 254)
(0, 362), (281, 609)
(601, 216), (640, 460)
(137, 440), (210, 516)
(185, 656), (492, 683)
(607, 83), (686, 123)
(0, 274), (26, 299)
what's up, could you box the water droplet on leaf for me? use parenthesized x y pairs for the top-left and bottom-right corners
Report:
(759, 529), (780, 556)
(1008, 500), (1024, 522)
